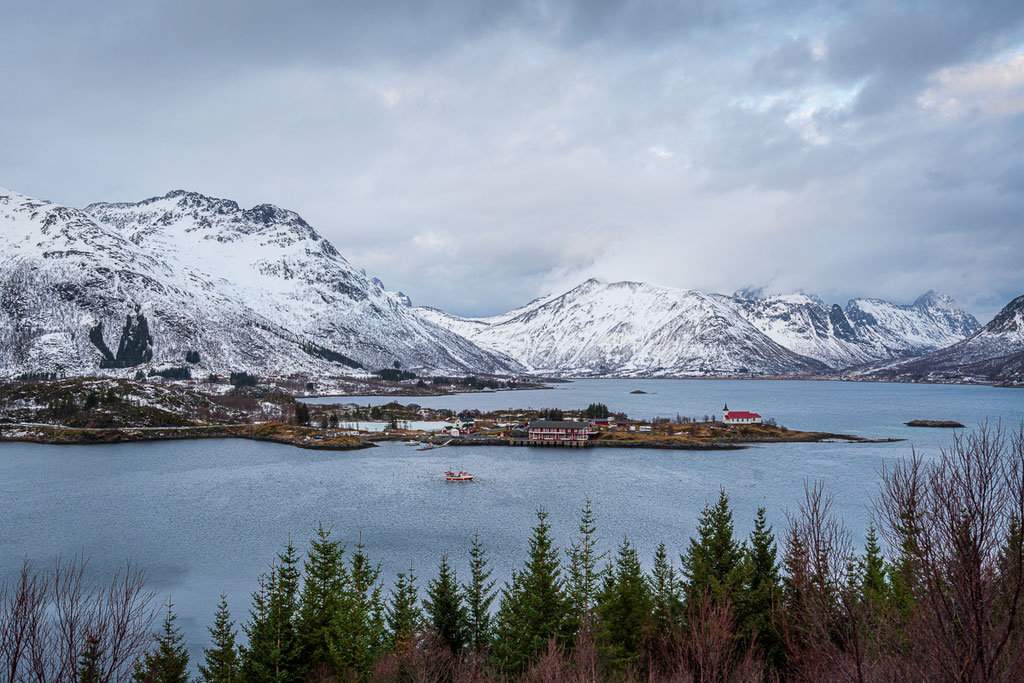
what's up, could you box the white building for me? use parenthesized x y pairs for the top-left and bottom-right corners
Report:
(722, 404), (762, 425)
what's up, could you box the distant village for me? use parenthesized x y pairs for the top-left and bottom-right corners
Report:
(302, 399), (770, 448)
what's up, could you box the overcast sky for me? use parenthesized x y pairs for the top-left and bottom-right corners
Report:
(1, 1), (1022, 321)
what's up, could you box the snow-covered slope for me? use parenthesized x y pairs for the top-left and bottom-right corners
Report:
(420, 279), (829, 377)
(726, 290), (979, 369)
(0, 187), (517, 377)
(848, 295), (1024, 384)
(422, 281), (980, 377)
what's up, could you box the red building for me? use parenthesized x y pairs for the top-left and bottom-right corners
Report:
(528, 420), (596, 443)
(722, 404), (762, 425)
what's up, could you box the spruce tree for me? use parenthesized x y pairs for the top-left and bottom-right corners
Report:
(134, 600), (189, 683)
(681, 488), (747, 608)
(331, 533), (386, 677)
(240, 540), (302, 683)
(424, 552), (468, 655)
(492, 507), (570, 674)
(463, 531), (497, 653)
(77, 633), (103, 683)
(744, 507), (782, 667)
(198, 593), (240, 683)
(860, 524), (888, 604)
(597, 536), (652, 668)
(387, 560), (422, 650)
(565, 495), (606, 630)
(649, 542), (683, 632)
(296, 524), (346, 676)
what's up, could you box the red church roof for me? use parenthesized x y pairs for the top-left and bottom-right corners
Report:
(725, 411), (761, 419)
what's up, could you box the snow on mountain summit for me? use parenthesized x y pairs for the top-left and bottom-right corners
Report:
(421, 279), (830, 377)
(0, 187), (516, 377)
(422, 280), (981, 376)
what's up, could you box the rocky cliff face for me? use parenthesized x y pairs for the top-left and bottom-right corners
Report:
(0, 187), (517, 378)
(421, 281), (982, 377)
(846, 295), (1024, 384)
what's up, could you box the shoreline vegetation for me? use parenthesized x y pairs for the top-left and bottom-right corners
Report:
(0, 378), (899, 451)
(4, 424), (1023, 681)
(904, 419), (966, 428)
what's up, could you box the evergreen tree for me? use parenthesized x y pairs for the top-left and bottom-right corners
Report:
(387, 561), (422, 650)
(198, 593), (240, 683)
(240, 540), (302, 682)
(680, 488), (747, 609)
(463, 531), (497, 653)
(77, 632), (103, 683)
(565, 495), (606, 630)
(296, 524), (346, 676)
(241, 574), (272, 681)
(294, 402), (310, 426)
(492, 507), (570, 674)
(331, 534), (386, 677)
(134, 600), (189, 683)
(744, 507), (782, 668)
(424, 552), (468, 655)
(649, 542), (683, 633)
(860, 523), (888, 604)
(597, 536), (652, 669)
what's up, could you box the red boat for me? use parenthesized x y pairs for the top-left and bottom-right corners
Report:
(445, 469), (474, 482)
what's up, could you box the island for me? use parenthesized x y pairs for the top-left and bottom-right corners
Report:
(0, 378), (900, 451)
(905, 419), (966, 428)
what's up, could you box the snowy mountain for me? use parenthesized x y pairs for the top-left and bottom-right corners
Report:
(847, 295), (1024, 384)
(0, 187), (517, 378)
(726, 290), (980, 369)
(419, 280), (830, 377)
(421, 280), (981, 377)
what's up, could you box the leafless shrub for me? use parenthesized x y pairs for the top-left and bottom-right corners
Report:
(875, 422), (1024, 681)
(0, 553), (157, 682)
(675, 591), (761, 683)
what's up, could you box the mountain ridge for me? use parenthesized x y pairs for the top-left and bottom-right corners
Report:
(0, 187), (518, 378)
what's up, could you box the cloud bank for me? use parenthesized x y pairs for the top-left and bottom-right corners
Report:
(1, 0), (1022, 321)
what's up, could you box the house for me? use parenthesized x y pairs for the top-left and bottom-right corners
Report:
(527, 420), (595, 443)
(456, 417), (476, 434)
(590, 417), (610, 427)
(722, 404), (762, 425)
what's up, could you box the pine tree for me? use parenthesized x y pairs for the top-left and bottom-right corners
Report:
(565, 495), (606, 630)
(649, 542), (683, 632)
(424, 552), (468, 655)
(331, 533), (386, 677)
(597, 536), (652, 668)
(134, 600), (189, 683)
(198, 593), (240, 683)
(463, 531), (497, 653)
(492, 507), (570, 674)
(387, 560), (422, 649)
(296, 524), (346, 676)
(681, 488), (747, 609)
(77, 632), (103, 683)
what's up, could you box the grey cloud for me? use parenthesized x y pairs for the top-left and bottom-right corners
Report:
(0, 1), (1021, 323)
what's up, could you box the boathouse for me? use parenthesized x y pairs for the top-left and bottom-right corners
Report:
(722, 404), (762, 425)
(527, 420), (595, 444)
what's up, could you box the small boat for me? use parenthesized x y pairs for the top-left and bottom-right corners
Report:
(405, 440), (420, 446)
(444, 469), (474, 482)
(418, 439), (452, 451)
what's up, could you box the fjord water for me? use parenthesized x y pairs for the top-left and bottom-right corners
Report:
(3, 379), (1022, 662)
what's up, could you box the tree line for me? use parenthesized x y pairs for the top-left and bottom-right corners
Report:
(4, 423), (1024, 681)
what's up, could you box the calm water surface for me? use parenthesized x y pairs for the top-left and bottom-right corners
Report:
(2, 379), (1022, 662)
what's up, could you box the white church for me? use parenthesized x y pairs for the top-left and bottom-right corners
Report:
(721, 404), (763, 425)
